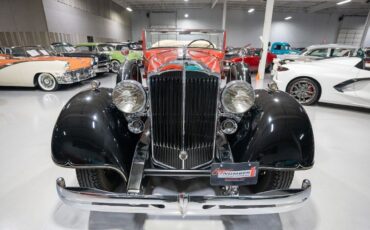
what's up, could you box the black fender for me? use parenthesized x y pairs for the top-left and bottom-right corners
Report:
(117, 59), (141, 84)
(229, 89), (314, 169)
(228, 62), (251, 84)
(51, 88), (140, 180)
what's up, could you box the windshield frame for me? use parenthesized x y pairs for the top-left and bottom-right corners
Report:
(143, 29), (226, 51)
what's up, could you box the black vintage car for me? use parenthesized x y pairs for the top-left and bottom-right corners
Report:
(50, 42), (110, 73)
(52, 29), (314, 216)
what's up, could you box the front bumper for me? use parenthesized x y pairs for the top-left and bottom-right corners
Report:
(94, 62), (110, 73)
(56, 177), (311, 216)
(56, 67), (95, 84)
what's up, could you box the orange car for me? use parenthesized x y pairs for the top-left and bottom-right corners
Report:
(0, 46), (95, 91)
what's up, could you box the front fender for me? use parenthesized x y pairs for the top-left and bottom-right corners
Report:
(51, 88), (139, 178)
(229, 89), (314, 169)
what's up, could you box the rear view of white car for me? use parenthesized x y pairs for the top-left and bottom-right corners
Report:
(273, 57), (370, 109)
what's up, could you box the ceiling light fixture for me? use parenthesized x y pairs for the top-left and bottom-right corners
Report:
(248, 8), (255, 13)
(284, 16), (292, 20)
(184, 0), (189, 2)
(337, 0), (351, 5)
(184, 13), (189, 18)
(126, 7), (133, 12)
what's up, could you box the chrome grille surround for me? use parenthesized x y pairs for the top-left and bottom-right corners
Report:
(148, 68), (220, 169)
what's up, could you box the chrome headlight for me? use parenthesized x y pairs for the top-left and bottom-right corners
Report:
(113, 80), (146, 114)
(94, 57), (99, 63)
(221, 80), (255, 114)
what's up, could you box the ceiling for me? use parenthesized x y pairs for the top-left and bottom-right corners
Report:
(113, 0), (370, 15)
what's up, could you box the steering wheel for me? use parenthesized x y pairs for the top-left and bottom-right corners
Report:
(187, 39), (215, 49)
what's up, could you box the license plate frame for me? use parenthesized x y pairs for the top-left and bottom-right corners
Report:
(210, 162), (259, 186)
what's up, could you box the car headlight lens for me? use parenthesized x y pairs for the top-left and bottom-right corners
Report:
(94, 57), (99, 63)
(112, 80), (146, 114)
(221, 80), (255, 114)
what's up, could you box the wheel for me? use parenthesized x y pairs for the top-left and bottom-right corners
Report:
(287, 77), (320, 105)
(37, 73), (59, 91)
(111, 60), (121, 73)
(76, 168), (126, 192)
(249, 170), (294, 193)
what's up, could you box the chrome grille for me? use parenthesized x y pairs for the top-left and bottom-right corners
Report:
(149, 70), (219, 169)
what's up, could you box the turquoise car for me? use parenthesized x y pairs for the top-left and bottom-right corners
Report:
(270, 42), (300, 55)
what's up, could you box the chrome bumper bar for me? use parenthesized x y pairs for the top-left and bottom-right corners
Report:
(56, 177), (311, 216)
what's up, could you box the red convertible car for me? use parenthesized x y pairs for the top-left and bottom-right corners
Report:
(225, 47), (276, 72)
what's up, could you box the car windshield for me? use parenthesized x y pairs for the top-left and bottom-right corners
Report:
(75, 46), (94, 52)
(98, 44), (114, 52)
(53, 45), (75, 53)
(145, 30), (225, 50)
(12, 47), (51, 57)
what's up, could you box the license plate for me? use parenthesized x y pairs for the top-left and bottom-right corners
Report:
(210, 162), (259, 186)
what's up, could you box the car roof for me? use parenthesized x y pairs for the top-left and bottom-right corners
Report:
(313, 57), (362, 66)
(76, 43), (99, 46)
(272, 42), (290, 45)
(306, 44), (358, 50)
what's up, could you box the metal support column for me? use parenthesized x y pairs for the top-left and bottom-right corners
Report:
(257, 0), (275, 81)
(360, 10), (370, 47)
(222, 0), (227, 30)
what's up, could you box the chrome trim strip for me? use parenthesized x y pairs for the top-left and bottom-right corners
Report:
(56, 177), (311, 216)
(181, 56), (186, 169)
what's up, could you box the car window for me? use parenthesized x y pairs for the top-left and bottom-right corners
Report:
(75, 46), (94, 52)
(116, 44), (128, 51)
(307, 48), (328, 57)
(274, 44), (282, 50)
(11, 47), (27, 57)
(97, 45), (114, 52)
(331, 48), (354, 57)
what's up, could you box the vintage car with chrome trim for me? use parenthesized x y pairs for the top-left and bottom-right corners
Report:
(51, 42), (110, 74)
(0, 46), (95, 91)
(52, 29), (314, 216)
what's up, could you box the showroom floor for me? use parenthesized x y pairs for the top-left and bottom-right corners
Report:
(1, 73), (370, 230)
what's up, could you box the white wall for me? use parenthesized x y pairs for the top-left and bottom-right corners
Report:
(42, 0), (132, 43)
(131, 7), (368, 48)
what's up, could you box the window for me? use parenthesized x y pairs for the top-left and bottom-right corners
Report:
(331, 48), (354, 57)
(307, 48), (328, 57)
(11, 47), (26, 57)
(75, 46), (94, 52)
(97, 45), (114, 52)
(274, 44), (282, 50)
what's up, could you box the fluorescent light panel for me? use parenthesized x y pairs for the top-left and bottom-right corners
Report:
(248, 8), (255, 13)
(126, 7), (132, 12)
(284, 16), (292, 20)
(337, 0), (351, 5)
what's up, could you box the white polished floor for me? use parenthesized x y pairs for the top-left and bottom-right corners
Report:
(1, 73), (370, 230)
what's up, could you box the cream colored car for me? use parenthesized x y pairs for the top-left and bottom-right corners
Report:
(0, 46), (95, 91)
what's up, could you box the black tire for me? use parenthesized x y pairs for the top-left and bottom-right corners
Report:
(110, 60), (121, 73)
(286, 77), (320, 105)
(250, 170), (294, 193)
(37, 73), (59, 91)
(76, 168), (126, 192)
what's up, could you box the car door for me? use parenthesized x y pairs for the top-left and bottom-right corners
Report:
(353, 59), (370, 107)
(243, 48), (259, 71)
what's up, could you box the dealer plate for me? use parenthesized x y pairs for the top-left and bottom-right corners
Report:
(210, 162), (259, 186)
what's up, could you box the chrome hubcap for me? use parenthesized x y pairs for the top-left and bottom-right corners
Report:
(112, 61), (120, 72)
(39, 74), (55, 90)
(289, 80), (316, 104)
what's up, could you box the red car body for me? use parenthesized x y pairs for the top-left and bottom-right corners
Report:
(226, 47), (276, 72)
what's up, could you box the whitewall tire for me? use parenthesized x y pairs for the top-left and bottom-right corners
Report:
(111, 60), (121, 73)
(37, 73), (59, 91)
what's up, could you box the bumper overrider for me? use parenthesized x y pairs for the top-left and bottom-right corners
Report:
(56, 67), (96, 84)
(56, 177), (311, 216)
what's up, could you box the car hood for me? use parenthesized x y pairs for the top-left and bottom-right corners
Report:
(144, 48), (224, 73)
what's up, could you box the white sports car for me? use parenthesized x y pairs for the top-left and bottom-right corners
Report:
(273, 57), (370, 108)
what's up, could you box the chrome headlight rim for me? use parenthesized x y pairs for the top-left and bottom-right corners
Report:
(112, 80), (147, 114)
(221, 80), (255, 114)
